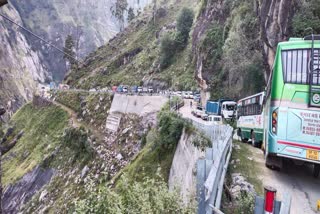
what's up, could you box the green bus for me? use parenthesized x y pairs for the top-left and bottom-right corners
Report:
(264, 34), (320, 177)
(237, 92), (265, 148)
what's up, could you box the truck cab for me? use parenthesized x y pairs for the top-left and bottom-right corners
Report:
(221, 101), (237, 119)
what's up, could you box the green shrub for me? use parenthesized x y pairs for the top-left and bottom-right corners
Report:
(75, 176), (196, 213)
(157, 110), (185, 151)
(176, 8), (194, 49)
(192, 132), (211, 151)
(62, 127), (93, 161)
(159, 8), (194, 69)
(292, 5), (320, 36)
(160, 34), (177, 69)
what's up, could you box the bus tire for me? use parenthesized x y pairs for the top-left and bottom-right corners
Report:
(265, 155), (282, 170)
(313, 164), (320, 178)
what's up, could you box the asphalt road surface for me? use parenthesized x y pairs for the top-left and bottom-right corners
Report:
(250, 144), (320, 214)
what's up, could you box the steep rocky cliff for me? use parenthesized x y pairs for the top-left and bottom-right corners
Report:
(0, 4), (47, 116)
(0, 0), (151, 116)
(9, 0), (151, 81)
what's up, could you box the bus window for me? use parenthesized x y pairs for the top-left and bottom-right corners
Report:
(282, 49), (310, 84)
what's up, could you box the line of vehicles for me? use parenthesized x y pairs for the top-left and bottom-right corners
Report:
(236, 34), (320, 177)
(191, 99), (237, 124)
(191, 35), (320, 178)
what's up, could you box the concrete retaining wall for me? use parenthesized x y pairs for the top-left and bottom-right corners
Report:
(168, 130), (205, 204)
(110, 94), (168, 116)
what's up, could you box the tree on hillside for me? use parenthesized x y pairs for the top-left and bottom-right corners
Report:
(63, 35), (77, 70)
(292, 0), (320, 36)
(159, 34), (176, 69)
(111, 0), (128, 31)
(175, 8), (194, 49)
(127, 7), (135, 22)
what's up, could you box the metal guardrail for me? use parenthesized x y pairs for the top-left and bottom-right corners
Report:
(189, 120), (233, 214)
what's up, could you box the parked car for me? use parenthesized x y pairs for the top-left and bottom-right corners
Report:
(117, 86), (123, 93)
(112, 86), (118, 92)
(175, 91), (182, 97)
(148, 86), (154, 93)
(131, 86), (138, 93)
(201, 111), (208, 120)
(137, 86), (143, 92)
(194, 94), (201, 102)
(123, 86), (128, 93)
(193, 106), (203, 117)
(188, 91), (194, 99)
(143, 87), (148, 93)
(182, 91), (189, 99)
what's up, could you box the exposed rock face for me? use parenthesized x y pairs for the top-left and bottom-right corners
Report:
(8, 0), (152, 81)
(192, 0), (225, 92)
(259, 0), (295, 79)
(192, 0), (297, 98)
(3, 166), (55, 213)
(0, 0), (151, 116)
(0, 4), (48, 118)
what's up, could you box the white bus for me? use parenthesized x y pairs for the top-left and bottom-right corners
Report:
(236, 92), (265, 147)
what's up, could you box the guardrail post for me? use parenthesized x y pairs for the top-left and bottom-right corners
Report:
(264, 186), (277, 214)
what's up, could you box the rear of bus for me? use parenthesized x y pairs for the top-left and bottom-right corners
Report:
(266, 35), (320, 177)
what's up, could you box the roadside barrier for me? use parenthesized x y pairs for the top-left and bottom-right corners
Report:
(189, 120), (233, 214)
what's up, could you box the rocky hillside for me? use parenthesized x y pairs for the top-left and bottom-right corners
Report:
(0, 5), (48, 117)
(66, 0), (320, 100)
(2, 94), (199, 212)
(0, 0), (151, 117)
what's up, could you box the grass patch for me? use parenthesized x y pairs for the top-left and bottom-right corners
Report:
(53, 90), (88, 113)
(2, 103), (68, 186)
(228, 140), (263, 195)
(117, 129), (176, 184)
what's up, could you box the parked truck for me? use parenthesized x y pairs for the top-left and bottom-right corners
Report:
(206, 99), (236, 119)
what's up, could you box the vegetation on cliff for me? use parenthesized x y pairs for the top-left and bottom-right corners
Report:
(2, 103), (68, 185)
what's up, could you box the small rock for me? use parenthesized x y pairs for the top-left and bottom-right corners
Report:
(39, 190), (48, 202)
(81, 165), (90, 179)
(116, 153), (123, 160)
(122, 128), (130, 135)
(247, 157), (253, 161)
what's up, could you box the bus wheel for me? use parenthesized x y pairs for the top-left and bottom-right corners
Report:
(265, 155), (282, 170)
(313, 164), (320, 178)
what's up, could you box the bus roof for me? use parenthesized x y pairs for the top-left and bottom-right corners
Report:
(278, 36), (320, 50)
(237, 92), (265, 104)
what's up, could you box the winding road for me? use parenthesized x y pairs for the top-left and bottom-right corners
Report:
(179, 99), (320, 213)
